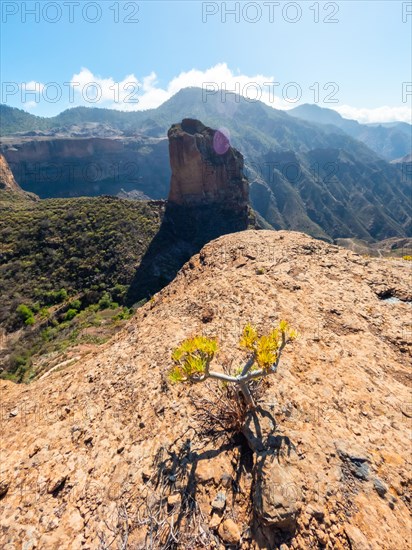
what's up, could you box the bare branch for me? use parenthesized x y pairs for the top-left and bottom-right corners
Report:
(241, 354), (255, 376)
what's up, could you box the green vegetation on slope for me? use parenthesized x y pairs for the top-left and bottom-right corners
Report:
(0, 196), (164, 381)
(0, 105), (51, 135)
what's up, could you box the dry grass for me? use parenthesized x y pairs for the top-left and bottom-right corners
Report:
(190, 375), (270, 444)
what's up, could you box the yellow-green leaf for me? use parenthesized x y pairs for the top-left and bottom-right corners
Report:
(168, 366), (185, 384)
(239, 323), (258, 350)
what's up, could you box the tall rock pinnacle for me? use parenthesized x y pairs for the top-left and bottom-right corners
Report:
(126, 119), (253, 303)
(168, 118), (249, 213)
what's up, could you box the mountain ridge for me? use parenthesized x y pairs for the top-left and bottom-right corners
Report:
(2, 90), (411, 161)
(288, 103), (411, 161)
(2, 89), (411, 243)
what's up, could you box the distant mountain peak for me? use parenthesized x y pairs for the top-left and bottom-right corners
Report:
(289, 103), (348, 125)
(288, 103), (411, 160)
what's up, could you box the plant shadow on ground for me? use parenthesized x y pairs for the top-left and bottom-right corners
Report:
(139, 401), (297, 550)
(245, 406), (298, 549)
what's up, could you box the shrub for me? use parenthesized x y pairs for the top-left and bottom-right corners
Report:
(69, 299), (82, 311)
(8, 352), (32, 378)
(111, 284), (127, 303)
(169, 321), (297, 409)
(98, 291), (112, 310)
(41, 327), (53, 341)
(113, 307), (132, 321)
(31, 302), (41, 314)
(64, 309), (78, 322)
(16, 304), (35, 326)
(39, 307), (50, 319)
(56, 288), (68, 302)
(43, 288), (68, 305)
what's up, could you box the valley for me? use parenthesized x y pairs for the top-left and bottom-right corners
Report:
(0, 193), (164, 381)
(2, 2), (411, 547)
(2, 89), (411, 243)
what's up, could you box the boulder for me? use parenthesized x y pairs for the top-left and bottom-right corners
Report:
(218, 518), (241, 544)
(253, 456), (303, 531)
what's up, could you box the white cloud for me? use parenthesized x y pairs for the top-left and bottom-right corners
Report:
(14, 64), (412, 123)
(68, 63), (286, 112)
(70, 67), (141, 109)
(334, 105), (412, 124)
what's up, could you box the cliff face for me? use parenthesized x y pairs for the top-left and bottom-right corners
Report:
(1, 136), (170, 199)
(0, 153), (37, 200)
(168, 118), (249, 213)
(0, 153), (18, 192)
(1, 230), (411, 549)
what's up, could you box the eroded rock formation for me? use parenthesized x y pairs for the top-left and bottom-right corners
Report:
(168, 118), (249, 212)
(126, 119), (252, 303)
(0, 153), (37, 200)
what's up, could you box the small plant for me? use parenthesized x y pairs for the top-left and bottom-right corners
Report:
(169, 321), (297, 409)
(69, 299), (82, 311)
(39, 307), (50, 319)
(98, 291), (118, 310)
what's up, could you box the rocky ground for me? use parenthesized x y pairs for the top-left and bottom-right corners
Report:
(0, 230), (411, 549)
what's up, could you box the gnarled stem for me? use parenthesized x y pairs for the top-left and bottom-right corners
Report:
(239, 381), (256, 409)
(187, 335), (290, 409)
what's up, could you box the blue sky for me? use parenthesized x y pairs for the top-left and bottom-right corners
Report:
(1, 0), (411, 122)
